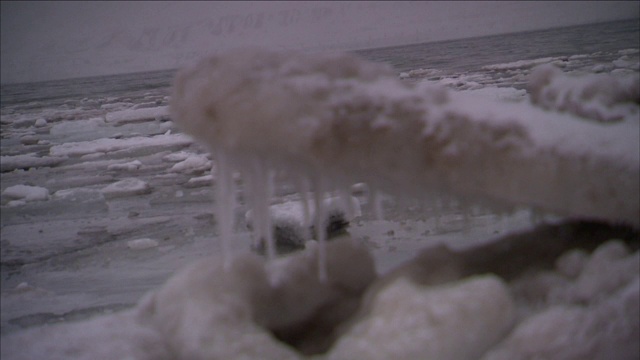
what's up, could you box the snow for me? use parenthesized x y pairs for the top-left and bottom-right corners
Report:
(2, 185), (49, 202)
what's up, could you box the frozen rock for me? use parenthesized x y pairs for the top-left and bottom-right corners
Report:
(127, 238), (159, 250)
(2, 184), (49, 202)
(101, 178), (151, 199)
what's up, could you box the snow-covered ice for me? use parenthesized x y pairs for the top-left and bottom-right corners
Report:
(171, 48), (639, 229)
(2, 184), (49, 203)
(101, 178), (151, 199)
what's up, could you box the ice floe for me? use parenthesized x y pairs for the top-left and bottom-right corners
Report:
(2, 185), (49, 203)
(101, 178), (151, 199)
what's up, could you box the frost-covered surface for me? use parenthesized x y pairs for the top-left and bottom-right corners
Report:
(1, 44), (639, 359)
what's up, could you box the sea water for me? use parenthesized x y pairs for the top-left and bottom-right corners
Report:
(2, 19), (637, 110)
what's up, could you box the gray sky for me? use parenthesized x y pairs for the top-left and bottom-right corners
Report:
(1, 1), (638, 84)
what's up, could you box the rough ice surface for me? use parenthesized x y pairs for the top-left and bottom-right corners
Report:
(529, 64), (639, 122)
(105, 106), (169, 125)
(1, 184), (50, 203)
(100, 178), (151, 199)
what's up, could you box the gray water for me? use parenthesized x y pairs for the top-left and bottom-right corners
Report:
(2, 19), (637, 109)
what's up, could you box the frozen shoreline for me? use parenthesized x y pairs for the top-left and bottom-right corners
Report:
(1, 47), (639, 358)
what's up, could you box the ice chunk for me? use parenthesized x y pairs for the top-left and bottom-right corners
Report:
(184, 174), (214, 188)
(529, 63), (640, 122)
(0, 153), (66, 172)
(2, 184), (49, 202)
(49, 134), (193, 157)
(105, 106), (169, 125)
(101, 178), (151, 199)
(329, 275), (515, 360)
(107, 160), (142, 171)
(34, 118), (47, 128)
(127, 238), (159, 250)
(168, 154), (211, 174)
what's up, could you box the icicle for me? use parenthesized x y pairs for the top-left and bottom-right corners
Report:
(312, 178), (328, 283)
(339, 186), (355, 220)
(214, 150), (236, 271)
(294, 176), (312, 242)
(370, 187), (384, 220)
(249, 159), (276, 261)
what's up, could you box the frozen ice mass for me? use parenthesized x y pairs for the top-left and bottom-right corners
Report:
(1, 38), (639, 359)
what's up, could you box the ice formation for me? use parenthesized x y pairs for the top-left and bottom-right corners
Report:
(170, 48), (639, 273)
(1, 184), (50, 203)
(245, 195), (361, 253)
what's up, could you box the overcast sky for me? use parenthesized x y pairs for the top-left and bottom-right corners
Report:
(1, 1), (638, 84)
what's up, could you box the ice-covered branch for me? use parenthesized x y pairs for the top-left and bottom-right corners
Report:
(170, 48), (639, 228)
